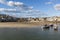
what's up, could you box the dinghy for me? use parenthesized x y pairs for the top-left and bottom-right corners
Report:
(54, 24), (58, 30)
(49, 24), (54, 27)
(43, 24), (50, 29)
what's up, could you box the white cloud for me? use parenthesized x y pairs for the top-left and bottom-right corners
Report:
(0, 0), (33, 10)
(0, 7), (47, 17)
(0, 8), (4, 11)
(0, 8), (16, 12)
(0, 0), (24, 7)
(14, 2), (23, 6)
(0, 0), (6, 4)
(7, 1), (14, 6)
(7, 1), (24, 6)
(45, 2), (52, 5)
(0, 0), (47, 17)
(54, 4), (60, 10)
(28, 6), (33, 9)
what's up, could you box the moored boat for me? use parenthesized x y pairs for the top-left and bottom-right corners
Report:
(43, 24), (50, 29)
(54, 24), (58, 30)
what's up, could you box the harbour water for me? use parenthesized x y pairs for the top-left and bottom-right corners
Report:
(0, 25), (60, 40)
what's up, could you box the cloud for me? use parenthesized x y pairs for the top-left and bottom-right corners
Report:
(0, 8), (4, 11)
(0, 8), (17, 12)
(0, 0), (47, 17)
(0, 0), (6, 4)
(0, 0), (24, 6)
(28, 6), (33, 9)
(45, 2), (52, 5)
(0, 7), (46, 17)
(54, 4), (60, 10)
(0, 0), (33, 11)
(0, 8), (38, 13)
(0, 8), (16, 11)
(7, 1), (24, 6)
(45, 0), (58, 5)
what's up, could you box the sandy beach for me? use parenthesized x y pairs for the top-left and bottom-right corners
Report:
(0, 22), (42, 28)
(0, 21), (59, 28)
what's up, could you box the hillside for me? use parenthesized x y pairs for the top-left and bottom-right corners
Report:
(0, 14), (19, 22)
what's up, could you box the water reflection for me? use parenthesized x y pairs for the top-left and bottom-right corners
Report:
(0, 26), (60, 40)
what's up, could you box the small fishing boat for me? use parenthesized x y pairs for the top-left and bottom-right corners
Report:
(43, 24), (50, 29)
(54, 24), (58, 30)
(54, 26), (58, 30)
(54, 18), (58, 30)
(49, 24), (54, 27)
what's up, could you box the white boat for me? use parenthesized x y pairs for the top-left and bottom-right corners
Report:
(54, 24), (58, 30)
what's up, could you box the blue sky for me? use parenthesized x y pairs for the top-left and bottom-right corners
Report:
(0, 0), (60, 17)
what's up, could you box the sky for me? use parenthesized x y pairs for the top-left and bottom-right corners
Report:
(0, 0), (60, 18)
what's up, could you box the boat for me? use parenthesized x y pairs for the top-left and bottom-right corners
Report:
(43, 24), (50, 29)
(54, 19), (58, 30)
(54, 24), (58, 30)
(49, 24), (54, 27)
(54, 26), (58, 30)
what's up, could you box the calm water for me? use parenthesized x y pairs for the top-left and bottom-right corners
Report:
(0, 25), (60, 40)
